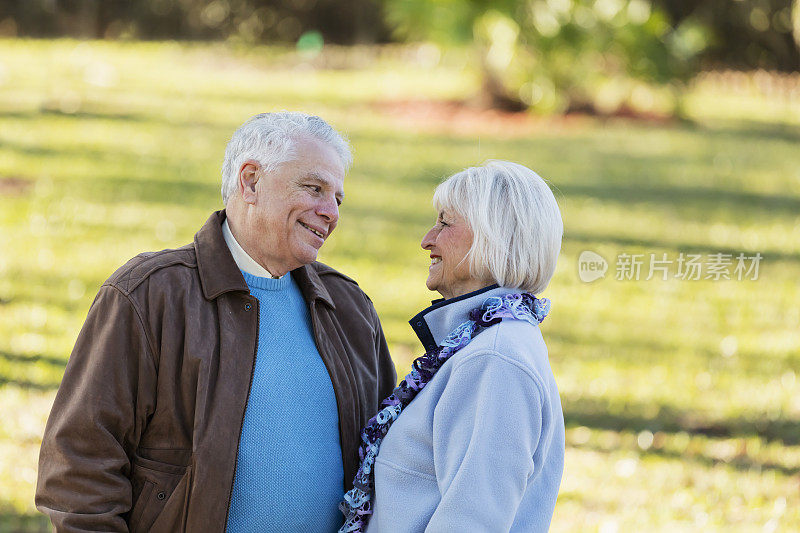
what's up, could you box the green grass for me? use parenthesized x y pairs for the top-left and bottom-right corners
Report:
(1, 39), (799, 531)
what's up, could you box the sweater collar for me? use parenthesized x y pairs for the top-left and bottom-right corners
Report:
(193, 210), (334, 308)
(409, 284), (519, 352)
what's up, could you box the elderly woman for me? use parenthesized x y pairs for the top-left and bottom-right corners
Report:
(340, 160), (564, 533)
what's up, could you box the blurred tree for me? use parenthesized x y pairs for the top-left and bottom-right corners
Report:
(2, 0), (797, 74)
(0, 0), (390, 44)
(384, 0), (709, 114)
(654, 0), (800, 71)
(795, 0), (800, 49)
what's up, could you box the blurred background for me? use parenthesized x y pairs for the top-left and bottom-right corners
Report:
(0, 0), (799, 531)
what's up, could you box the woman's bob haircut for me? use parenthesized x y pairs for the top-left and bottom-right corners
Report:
(433, 160), (563, 295)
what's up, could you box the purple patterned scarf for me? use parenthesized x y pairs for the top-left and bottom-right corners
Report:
(338, 292), (551, 532)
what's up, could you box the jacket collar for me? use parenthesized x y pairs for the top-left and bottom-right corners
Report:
(409, 284), (516, 352)
(194, 210), (334, 308)
(292, 260), (336, 309)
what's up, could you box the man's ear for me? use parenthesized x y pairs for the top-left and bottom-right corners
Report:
(238, 160), (261, 205)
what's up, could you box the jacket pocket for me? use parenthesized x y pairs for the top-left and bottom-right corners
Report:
(128, 455), (191, 533)
(150, 463), (192, 533)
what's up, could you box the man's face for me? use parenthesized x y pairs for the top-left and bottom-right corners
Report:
(244, 136), (345, 275)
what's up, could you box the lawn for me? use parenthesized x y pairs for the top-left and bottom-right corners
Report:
(0, 39), (799, 532)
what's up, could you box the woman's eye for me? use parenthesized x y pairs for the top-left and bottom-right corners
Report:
(306, 184), (321, 193)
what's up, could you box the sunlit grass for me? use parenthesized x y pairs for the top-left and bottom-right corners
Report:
(0, 39), (799, 531)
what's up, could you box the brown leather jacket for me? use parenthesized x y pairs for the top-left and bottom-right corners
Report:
(36, 210), (397, 532)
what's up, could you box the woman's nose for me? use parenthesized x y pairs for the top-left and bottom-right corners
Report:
(421, 228), (436, 250)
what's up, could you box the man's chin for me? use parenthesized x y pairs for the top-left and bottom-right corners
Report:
(292, 245), (320, 266)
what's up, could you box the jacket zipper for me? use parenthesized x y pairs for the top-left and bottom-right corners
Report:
(223, 297), (260, 529)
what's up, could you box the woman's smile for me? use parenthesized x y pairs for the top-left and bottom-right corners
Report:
(421, 210), (484, 299)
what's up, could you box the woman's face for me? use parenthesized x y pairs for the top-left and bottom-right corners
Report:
(421, 209), (486, 299)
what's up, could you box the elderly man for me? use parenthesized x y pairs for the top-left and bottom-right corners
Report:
(36, 112), (397, 532)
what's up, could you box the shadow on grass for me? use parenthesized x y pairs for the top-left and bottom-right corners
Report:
(557, 182), (800, 216)
(571, 438), (800, 477)
(0, 512), (50, 533)
(563, 397), (800, 446)
(0, 376), (59, 391)
(0, 351), (62, 390)
(690, 118), (800, 144)
(74, 176), (218, 206)
(0, 351), (65, 367)
(566, 230), (800, 264)
(1, 108), (151, 123)
(545, 331), (800, 374)
(0, 137), (177, 167)
(0, 170), (219, 208)
(0, 107), (221, 130)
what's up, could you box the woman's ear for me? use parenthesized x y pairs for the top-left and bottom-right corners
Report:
(238, 160), (261, 205)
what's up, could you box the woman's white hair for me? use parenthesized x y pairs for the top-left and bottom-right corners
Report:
(220, 111), (352, 205)
(433, 160), (563, 295)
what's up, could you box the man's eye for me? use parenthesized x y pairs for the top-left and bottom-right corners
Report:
(306, 184), (322, 193)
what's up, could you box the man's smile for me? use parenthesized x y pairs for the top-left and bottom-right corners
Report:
(299, 221), (325, 239)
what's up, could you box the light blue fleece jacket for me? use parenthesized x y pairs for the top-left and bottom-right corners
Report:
(366, 286), (564, 533)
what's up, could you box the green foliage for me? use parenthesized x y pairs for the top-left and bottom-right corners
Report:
(1, 40), (800, 530)
(0, 0), (388, 44)
(385, 0), (710, 114)
(794, 0), (800, 49)
(655, 0), (800, 72)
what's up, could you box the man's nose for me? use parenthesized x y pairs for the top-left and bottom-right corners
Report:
(316, 196), (339, 224)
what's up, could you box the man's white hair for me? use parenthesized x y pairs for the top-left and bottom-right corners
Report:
(433, 160), (563, 295)
(220, 111), (353, 205)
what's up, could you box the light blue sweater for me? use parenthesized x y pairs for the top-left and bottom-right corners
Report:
(366, 286), (564, 533)
(226, 271), (344, 532)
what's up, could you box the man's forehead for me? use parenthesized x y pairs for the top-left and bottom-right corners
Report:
(295, 135), (344, 163)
